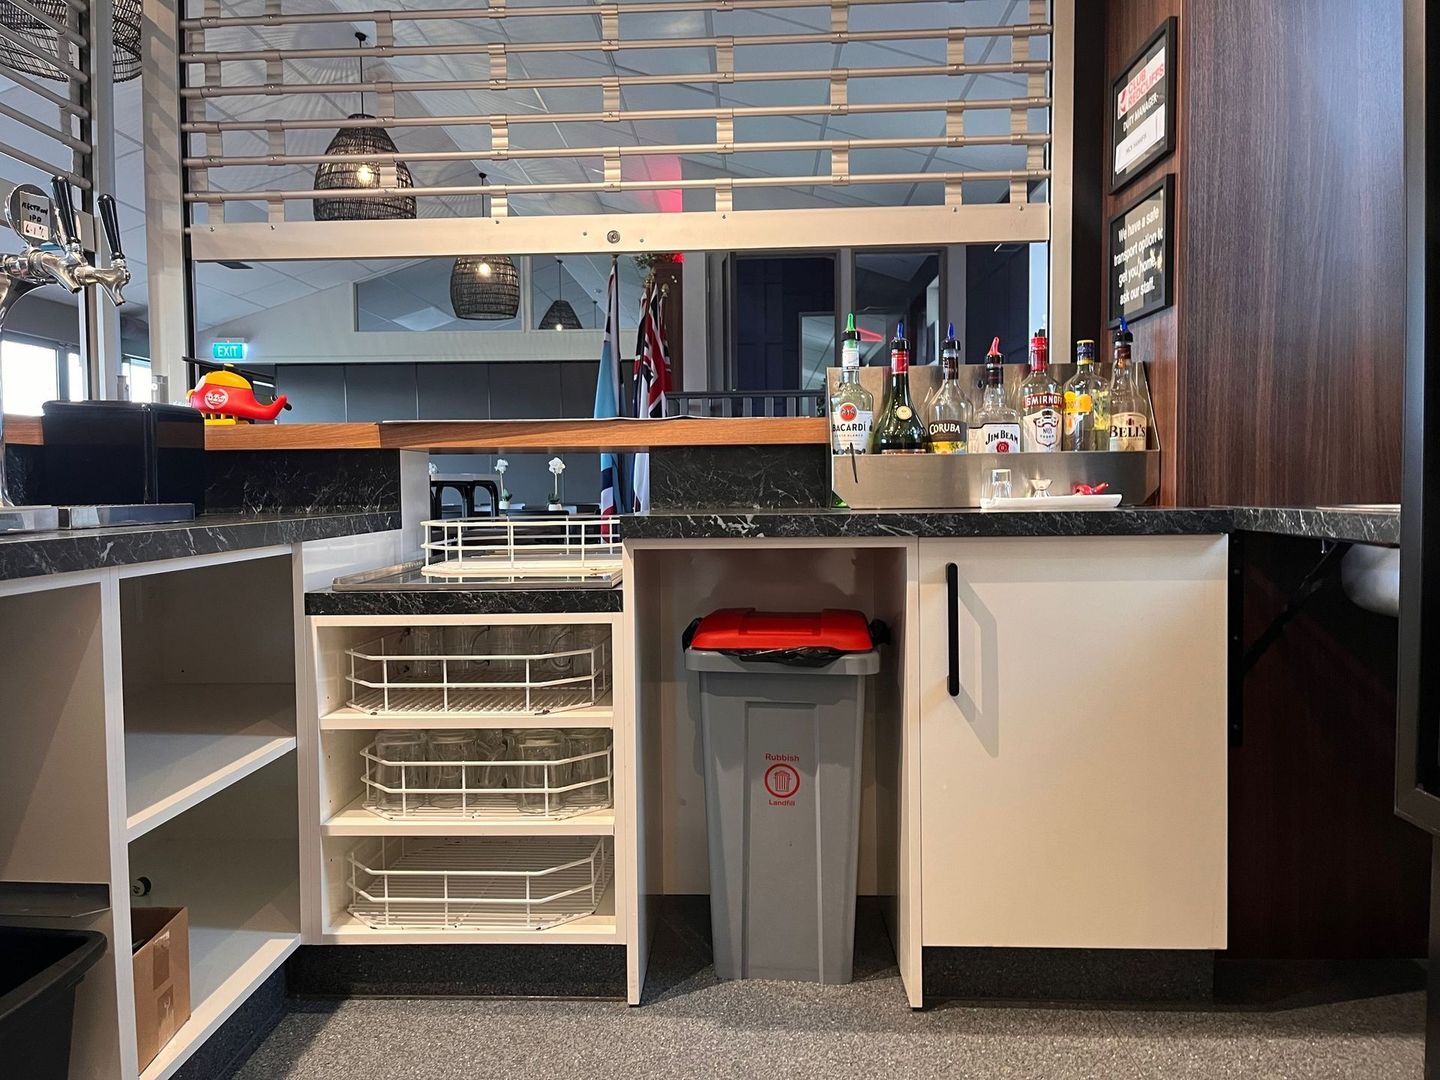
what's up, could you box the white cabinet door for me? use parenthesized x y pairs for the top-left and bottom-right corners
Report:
(918, 535), (1229, 949)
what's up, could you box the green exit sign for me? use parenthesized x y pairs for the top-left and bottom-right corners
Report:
(212, 341), (246, 362)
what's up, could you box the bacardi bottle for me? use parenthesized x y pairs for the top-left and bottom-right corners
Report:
(870, 321), (928, 454)
(1062, 339), (1105, 451)
(924, 322), (971, 453)
(1107, 318), (1148, 451)
(829, 313), (874, 456)
(967, 337), (1022, 454)
(1019, 328), (1061, 452)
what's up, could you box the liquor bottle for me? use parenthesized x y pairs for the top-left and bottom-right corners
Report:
(1107, 318), (1148, 451)
(924, 322), (971, 453)
(870, 320), (928, 454)
(1019, 328), (1061, 452)
(829, 313), (874, 456)
(1062, 339), (1105, 451)
(967, 337), (1022, 453)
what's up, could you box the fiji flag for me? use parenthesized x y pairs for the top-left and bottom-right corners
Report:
(593, 258), (623, 527)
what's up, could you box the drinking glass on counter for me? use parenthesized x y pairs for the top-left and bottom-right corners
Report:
(986, 468), (1013, 501)
(565, 729), (611, 808)
(513, 728), (569, 815)
(370, 730), (429, 813)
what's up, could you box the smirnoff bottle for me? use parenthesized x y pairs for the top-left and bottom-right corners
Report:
(924, 322), (971, 453)
(870, 320), (928, 453)
(967, 337), (1022, 454)
(1107, 318), (1148, 451)
(1019, 328), (1061, 452)
(829, 313), (874, 456)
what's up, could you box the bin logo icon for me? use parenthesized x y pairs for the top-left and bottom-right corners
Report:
(764, 763), (801, 800)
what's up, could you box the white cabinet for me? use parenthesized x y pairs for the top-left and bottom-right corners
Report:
(917, 535), (1229, 950)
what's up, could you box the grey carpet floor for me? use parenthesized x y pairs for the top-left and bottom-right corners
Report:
(235, 908), (1425, 1080)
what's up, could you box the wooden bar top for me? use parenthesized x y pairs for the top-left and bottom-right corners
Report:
(2, 415), (828, 452)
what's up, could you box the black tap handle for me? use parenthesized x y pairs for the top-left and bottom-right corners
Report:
(49, 176), (78, 247)
(97, 194), (123, 259)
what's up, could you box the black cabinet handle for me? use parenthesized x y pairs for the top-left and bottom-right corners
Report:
(946, 562), (959, 697)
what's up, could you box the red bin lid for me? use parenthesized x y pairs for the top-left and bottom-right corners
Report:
(688, 608), (874, 652)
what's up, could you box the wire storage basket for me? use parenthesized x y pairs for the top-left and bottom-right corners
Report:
(361, 729), (613, 820)
(420, 516), (621, 578)
(346, 625), (611, 716)
(347, 836), (612, 931)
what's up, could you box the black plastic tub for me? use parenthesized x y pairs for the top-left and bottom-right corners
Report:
(0, 927), (106, 1079)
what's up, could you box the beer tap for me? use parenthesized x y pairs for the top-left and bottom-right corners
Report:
(0, 176), (132, 521)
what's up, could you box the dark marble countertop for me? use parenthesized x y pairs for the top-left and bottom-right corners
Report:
(0, 510), (400, 582)
(622, 507), (1236, 539)
(1229, 506), (1400, 546)
(622, 505), (1402, 544)
(305, 585), (623, 617)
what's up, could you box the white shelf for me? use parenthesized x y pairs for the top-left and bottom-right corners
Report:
(323, 880), (619, 946)
(125, 683), (297, 840)
(130, 839), (300, 1080)
(139, 928), (299, 1080)
(323, 794), (615, 837)
(319, 693), (613, 730)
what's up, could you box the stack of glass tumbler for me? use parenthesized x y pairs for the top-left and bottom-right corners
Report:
(366, 727), (610, 817)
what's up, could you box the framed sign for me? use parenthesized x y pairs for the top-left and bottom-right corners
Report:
(1108, 176), (1173, 327)
(1110, 17), (1176, 192)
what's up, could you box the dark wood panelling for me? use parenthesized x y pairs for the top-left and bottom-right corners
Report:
(1231, 535), (1429, 957)
(1102, 0), (1184, 505)
(1179, 0), (1404, 506)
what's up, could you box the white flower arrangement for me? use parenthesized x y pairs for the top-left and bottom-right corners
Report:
(548, 457), (566, 508)
(494, 458), (511, 506)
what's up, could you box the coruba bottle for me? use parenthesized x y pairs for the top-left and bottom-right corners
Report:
(1019, 329), (1061, 452)
(924, 322), (971, 453)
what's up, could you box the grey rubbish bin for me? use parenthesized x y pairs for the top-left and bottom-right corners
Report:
(685, 608), (881, 984)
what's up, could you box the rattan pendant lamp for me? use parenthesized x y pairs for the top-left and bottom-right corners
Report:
(539, 258), (582, 330)
(449, 172), (520, 320)
(311, 31), (416, 222)
(0, 0), (141, 81)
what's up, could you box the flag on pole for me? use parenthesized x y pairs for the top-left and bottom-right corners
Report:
(632, 278), (672, 513)
(593, 257), (622, 529)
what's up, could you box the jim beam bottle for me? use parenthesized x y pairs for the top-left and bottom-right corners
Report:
(829, 313), (874, 456)
(967, 337), (1022, 454)
(1107, 318), (1149, 451)
(1019, 328), (1061, 452)
(1063, 339), (1104, 451)
(870, 320), (928, 454)
(924, 321), (971, 453)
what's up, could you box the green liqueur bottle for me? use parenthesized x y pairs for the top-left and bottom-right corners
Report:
(870, 320), (928, 454)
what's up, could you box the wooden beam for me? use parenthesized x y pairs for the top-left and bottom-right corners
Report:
(3, 415), (829, 452)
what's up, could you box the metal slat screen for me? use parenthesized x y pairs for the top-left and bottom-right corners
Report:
(0, 0), (94, 189)
(177, 0), (1052, 229)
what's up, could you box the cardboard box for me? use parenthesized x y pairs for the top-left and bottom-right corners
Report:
(132, 907), (191, 1071)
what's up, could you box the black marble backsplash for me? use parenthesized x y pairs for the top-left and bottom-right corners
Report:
(648, 445), (830, 510)
(206, 449), (403, 514)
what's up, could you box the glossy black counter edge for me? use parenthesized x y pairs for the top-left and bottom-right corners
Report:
(305, 586), (623, 616)
(621, 506), (1400, 545)
(621, 507), (1236, 539)
(0, 510), (401, 582)
(1229, 506), (1400, 546)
